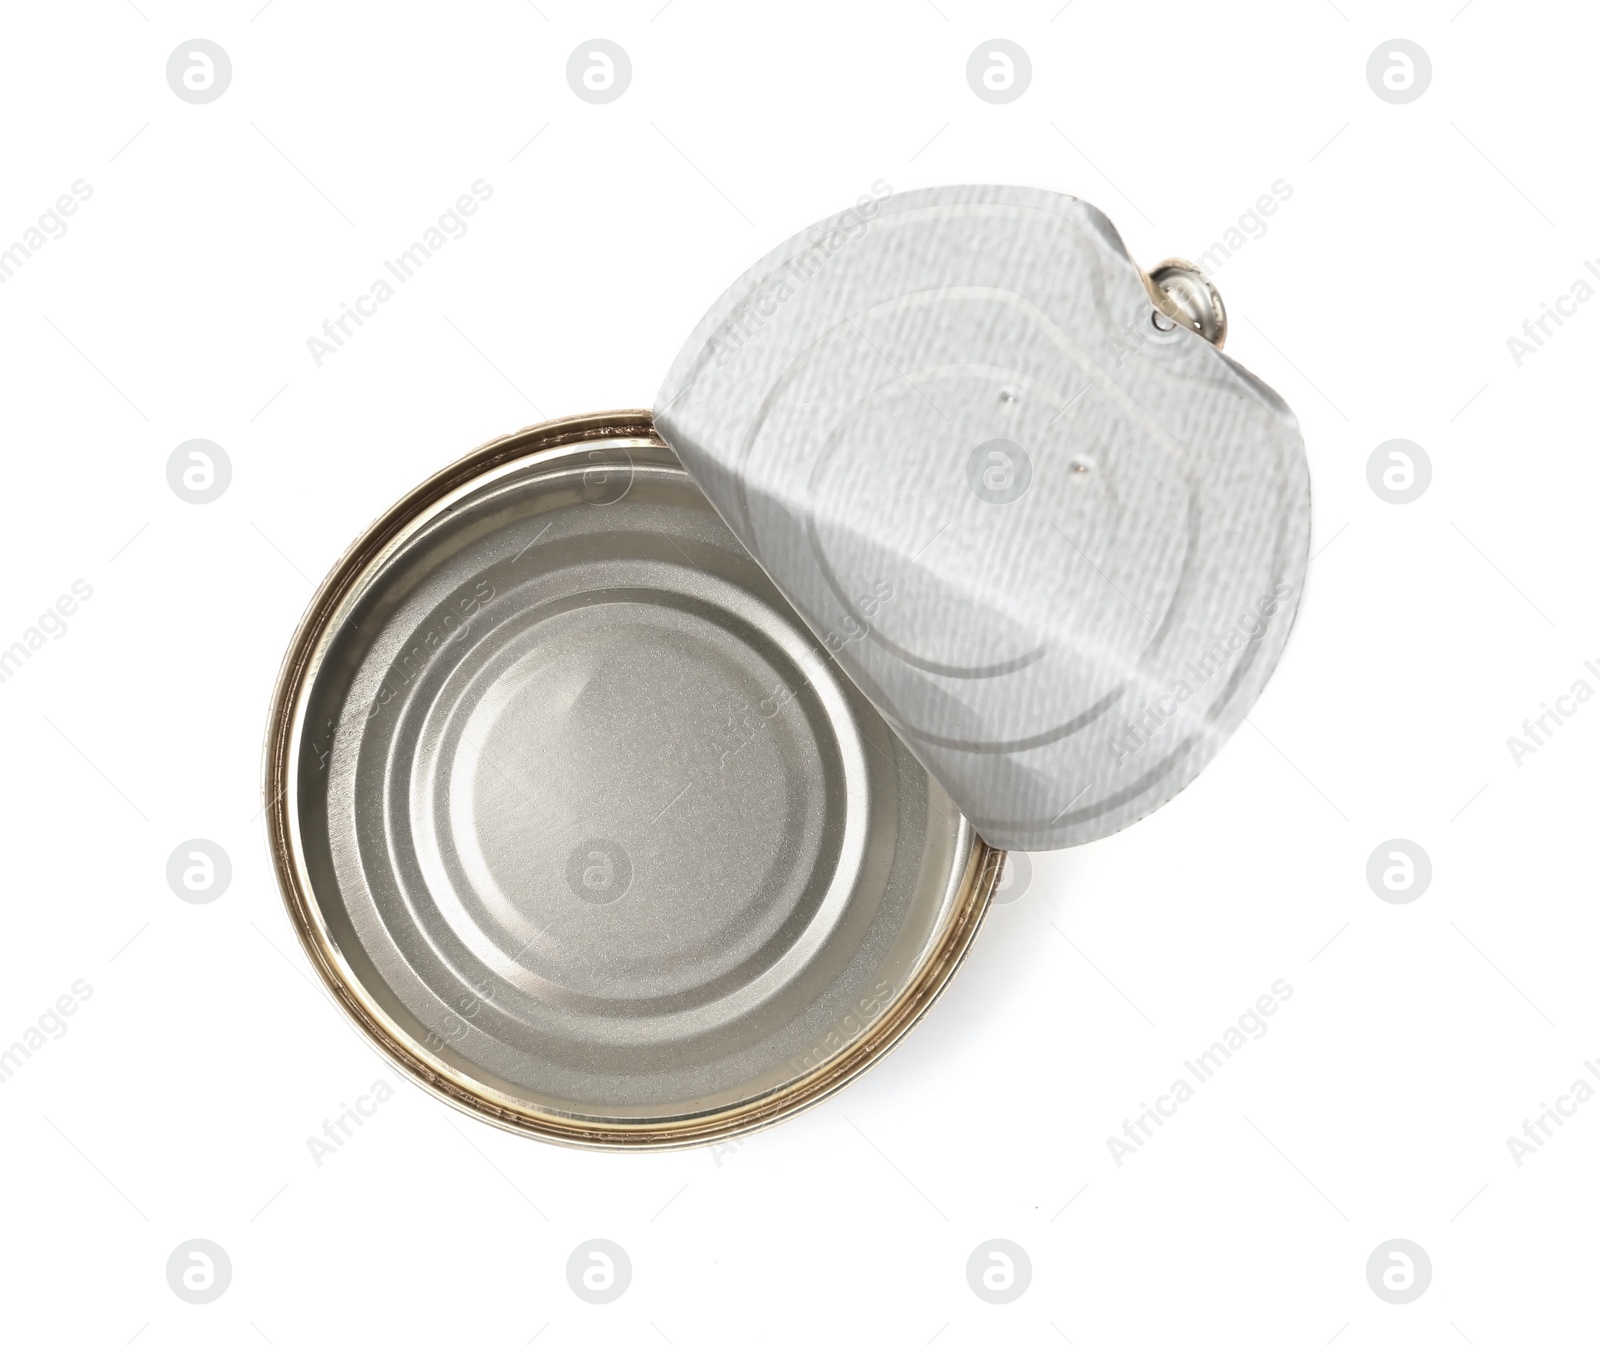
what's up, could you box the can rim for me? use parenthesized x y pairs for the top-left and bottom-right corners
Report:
(262, 409), (1004, 1150)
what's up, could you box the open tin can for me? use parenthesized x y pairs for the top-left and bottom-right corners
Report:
(265, 186), (1309, 1149)
(265, 410), (1004, 1149)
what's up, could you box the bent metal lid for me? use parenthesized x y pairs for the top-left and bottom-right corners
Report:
(655, 184), (1310, 851)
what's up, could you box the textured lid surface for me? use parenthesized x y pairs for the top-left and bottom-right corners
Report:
(656, 185), (1310, 850)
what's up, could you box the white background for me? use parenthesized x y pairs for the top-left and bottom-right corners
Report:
(1, 2), (1594, 1341)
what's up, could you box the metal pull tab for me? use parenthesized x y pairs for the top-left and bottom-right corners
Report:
(1145, 259), (1228, 348)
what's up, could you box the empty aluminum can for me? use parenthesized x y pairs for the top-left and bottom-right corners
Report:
(265, 410), (1002, 1147)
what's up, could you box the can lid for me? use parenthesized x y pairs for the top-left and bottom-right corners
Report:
(656, 185), (1310, 850)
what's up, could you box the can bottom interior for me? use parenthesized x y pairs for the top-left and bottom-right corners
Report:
(267, 412), (999, 1146)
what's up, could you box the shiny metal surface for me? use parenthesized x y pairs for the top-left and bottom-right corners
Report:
(1145, 259), (1228, 348)
(266, 411), (999, 1148)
